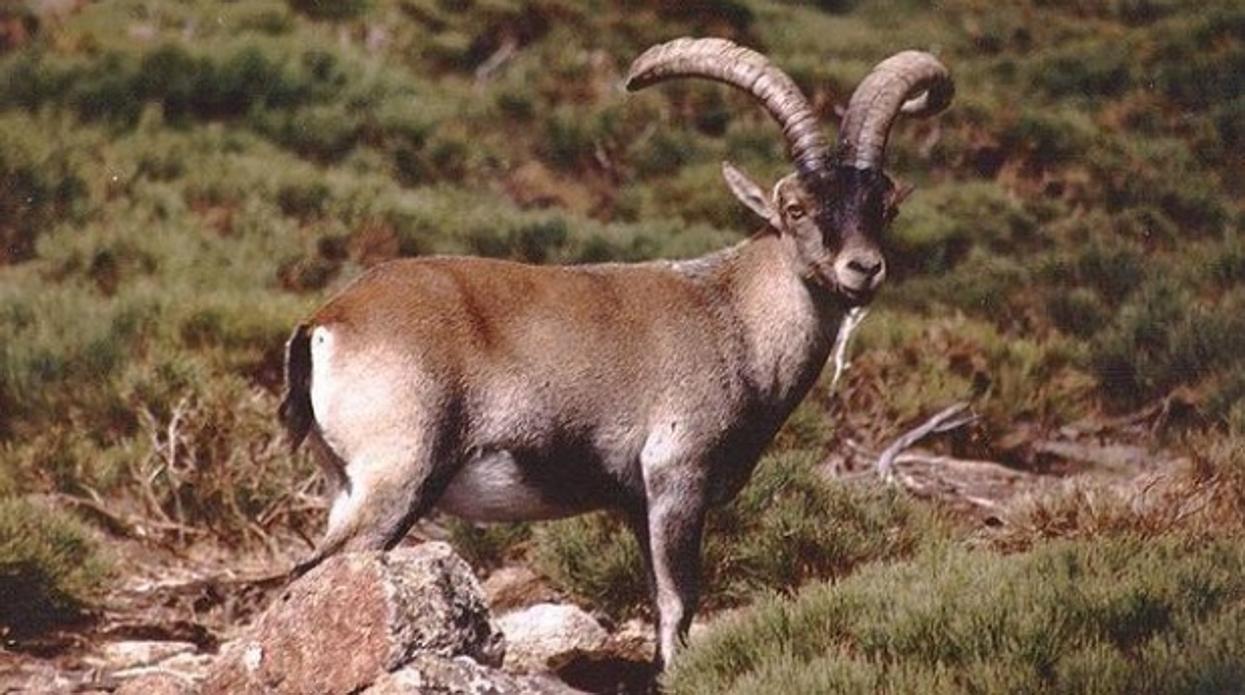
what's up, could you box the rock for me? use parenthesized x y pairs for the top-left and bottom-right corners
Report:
(609, 617), (655, 658)
(481, 565), (560, 612)
(364, 654), (581, 695)
(114, 672), (197, 695)
(203, 543), (504, 695)
(496, 603), (608, 673)
(109, 650), (214, 693)
(96, 640), (198, 671)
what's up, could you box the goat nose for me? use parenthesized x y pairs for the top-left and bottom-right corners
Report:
(846, 256), (884, 279)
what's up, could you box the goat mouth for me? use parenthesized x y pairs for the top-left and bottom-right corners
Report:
(838, 285), (874, 306)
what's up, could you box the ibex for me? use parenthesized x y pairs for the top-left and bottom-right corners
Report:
(279, 37), (952, 669)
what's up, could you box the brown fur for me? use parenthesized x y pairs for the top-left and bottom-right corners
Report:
(282, 171), (891, 671)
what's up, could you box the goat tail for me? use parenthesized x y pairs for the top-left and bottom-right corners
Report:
(279, 323), (315, 452)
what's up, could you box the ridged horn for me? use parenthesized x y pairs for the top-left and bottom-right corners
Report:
(835, 51), (954, 170)
(626, 37), (829, 178)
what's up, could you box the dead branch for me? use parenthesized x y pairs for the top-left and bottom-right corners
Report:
(876, 402), (977, 483)
(52, 493), (141, 539)
(475, 35), (518, 82)
(53, 492), (205, 542)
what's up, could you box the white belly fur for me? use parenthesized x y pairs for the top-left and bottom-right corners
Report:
(437, 450), (570, 522)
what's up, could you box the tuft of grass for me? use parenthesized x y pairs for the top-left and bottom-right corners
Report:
(0, 498), (110, 637)
(532, 511), (650, 620)
(668, 537), (1245, 694)
(445, 519), (532, 573)
(1090, 282), (1245, 411)
(0, 114), (90, 263)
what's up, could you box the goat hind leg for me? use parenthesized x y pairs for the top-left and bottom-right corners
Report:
(295, 440), (455, 575)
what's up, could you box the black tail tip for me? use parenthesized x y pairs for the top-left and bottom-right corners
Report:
(279, 323), (315, 452)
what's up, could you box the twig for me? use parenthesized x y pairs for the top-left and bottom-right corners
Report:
(53, 493), (140, 538)
(53, 493), (205, 541)
(830, 307), (868, 390)
(474, 35), (518, 82)
(876, 402), (977, 483)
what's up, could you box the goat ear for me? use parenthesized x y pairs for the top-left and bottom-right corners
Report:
(722, 161), (781, 230)
(884, 178), (915, 223)
(886, 177), (915, 208)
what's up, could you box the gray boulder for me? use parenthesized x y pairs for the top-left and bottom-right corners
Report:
(496, 603), (609, 673)
(364, 654), (581, 694)
(203, 543), (503, 694)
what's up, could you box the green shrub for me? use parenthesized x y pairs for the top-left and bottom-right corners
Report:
(1112, 206), (1177, 246)
(1030, 40), (1134, 98)
(887, 182), (1036, 279)
(999, 106), (1097, 169)
(1091, 281), (1245, 408)
(0, 283), (141, 436)
(0, 116), (89, 263)
(1046, 286), (1109, 338)
(0, 498), (110, 637)
(534, 452), (941, 619)
(533, 512), (649, 619)
(1207, 230), (1245, 288)
(669, 537), (1245, 694)
(1073, 239), (1147, 305)
(288, 0), (371, 21)
(701, 453), (938, 606)
(446, 519), (532, 572)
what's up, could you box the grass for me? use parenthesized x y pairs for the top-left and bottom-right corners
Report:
(996, 431), (1245, 550)
(0, 498), (110, 637)
(667, 537), (1245, 694)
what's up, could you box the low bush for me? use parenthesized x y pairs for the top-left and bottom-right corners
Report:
(123, 372), (320, 545)
(0, 115), (90, 263)
(669, 537), (1245, 694)
(532, 511), (649, 619)
(1030, 40), (1135, 99)
(886, 182), (1036, 279)
(1046, 286), (1109, 338)
(1091, 282), (1245, 409)
(445, 519), (533, 573)
(0, 498), (110, 637)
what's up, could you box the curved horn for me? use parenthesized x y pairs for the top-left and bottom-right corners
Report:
(626, 37), (829, 178)
(835, 51), (954, 170)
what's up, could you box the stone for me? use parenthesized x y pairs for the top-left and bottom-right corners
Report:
(364, 654), (581, 695)
(203, 543), (503, 695)
(481, 565), (560, 612)
(496, 603), (608, 673)
(114, 672), (197, 695)
(96, 640), (198, 671)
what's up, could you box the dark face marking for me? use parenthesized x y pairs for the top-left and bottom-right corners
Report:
(781, 167), (898, 305)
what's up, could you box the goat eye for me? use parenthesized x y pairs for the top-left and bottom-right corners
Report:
(785, 204), (805, 220)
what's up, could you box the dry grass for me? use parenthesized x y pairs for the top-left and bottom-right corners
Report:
(994, 431), (1245, 551)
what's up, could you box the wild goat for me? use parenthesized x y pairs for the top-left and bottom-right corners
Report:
(279, 37), (953, 669)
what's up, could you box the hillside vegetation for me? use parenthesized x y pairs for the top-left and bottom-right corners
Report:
(0, 0), (1242, 689)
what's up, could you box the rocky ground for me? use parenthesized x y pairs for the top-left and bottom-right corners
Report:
(2, 541), (652, 694)
(0, 407), (1182, 695)
(0, 517), (669, 695)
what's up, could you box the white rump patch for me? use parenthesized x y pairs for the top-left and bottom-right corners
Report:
(309, 326), (335, 424)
